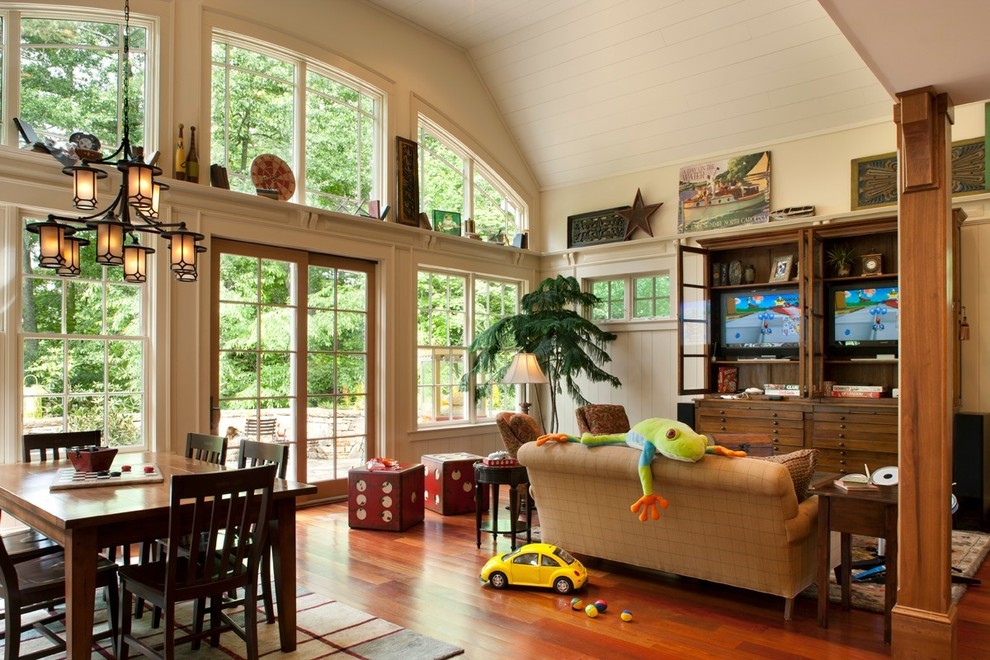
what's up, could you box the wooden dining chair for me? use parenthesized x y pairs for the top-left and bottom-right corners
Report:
(184, 432), (228, 465)
(22, 429), (102, 462)
(117, 464), (277, 659)
(0, 510), (119, 660)
(3, 431), (103, 564)
(237, 439), (288, 623)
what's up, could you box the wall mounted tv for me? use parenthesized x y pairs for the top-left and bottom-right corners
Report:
(717, 287), (801, 358)
(827, 280), (899, 357)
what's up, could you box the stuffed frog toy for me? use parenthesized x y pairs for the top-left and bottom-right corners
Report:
(536, 417), (746, 521)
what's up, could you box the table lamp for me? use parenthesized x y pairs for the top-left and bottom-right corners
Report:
(502, 352), (547, 415)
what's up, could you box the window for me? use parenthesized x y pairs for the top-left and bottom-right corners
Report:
(3, 8), (153, 150)
(21, 220), (148, 447)
(589, 273), (671, 322)
(211, 33), (383, 212)
(416, 270), (520, 425)
(418, 117), (526, 241)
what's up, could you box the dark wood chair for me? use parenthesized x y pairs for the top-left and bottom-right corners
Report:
(185, 432), (228, 465)
(22, 429), (102, 462)
(237, 439), (289, 623)
(5, 431), (103, 563)
(0, 510), (119, 660)
(117, 464), (277, 659)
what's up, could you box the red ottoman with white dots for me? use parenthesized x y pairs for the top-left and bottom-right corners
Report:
(421, 452), (487, 515)
(348, 463), (424, 531)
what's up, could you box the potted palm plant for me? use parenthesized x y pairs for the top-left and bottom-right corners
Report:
(468, 275), (620, 433)
(826, 243), (857, 277)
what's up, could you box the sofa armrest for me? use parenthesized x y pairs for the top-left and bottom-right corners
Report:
(784, 494), (818, 544)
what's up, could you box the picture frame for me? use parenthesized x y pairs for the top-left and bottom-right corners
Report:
(677, 151), (771, 233)
(769, 254), (793, 282)
(210, 164), (230, 189)
(566, 206), (629, 248)
(432, 210), (461, 235)
(395, 136), (420, 226)
(511, 232), (528, 249)
(851, 137), (986, 210)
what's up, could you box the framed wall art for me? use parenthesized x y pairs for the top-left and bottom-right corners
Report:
(432, 210), (461, 235)
(566, 206), (629, 248)
(395, 136), (420, 226)
(677, 151), (771, 233)
(851, 137), (986, 210)
(769, 254), (793, 282)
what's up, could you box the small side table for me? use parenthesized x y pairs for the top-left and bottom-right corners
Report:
(809, 477), (898, 643)
(474, 462), (532, 550)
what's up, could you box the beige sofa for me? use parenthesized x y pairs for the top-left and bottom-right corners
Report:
(518, 441), (830, 619)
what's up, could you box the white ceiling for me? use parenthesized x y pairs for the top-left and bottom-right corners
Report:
(365, 0), (990, 191)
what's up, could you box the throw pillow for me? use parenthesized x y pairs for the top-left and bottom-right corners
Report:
(754, 448), (818, 501)
(508, 413), (541, 445)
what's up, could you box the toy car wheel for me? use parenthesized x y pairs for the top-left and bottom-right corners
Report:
(488, 572), (508, 589)
(553, 577), (573, 594)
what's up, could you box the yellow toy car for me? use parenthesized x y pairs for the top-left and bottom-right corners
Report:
(480, 543), (588, 594)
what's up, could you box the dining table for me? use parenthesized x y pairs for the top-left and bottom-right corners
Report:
(0, 450), (317, 659)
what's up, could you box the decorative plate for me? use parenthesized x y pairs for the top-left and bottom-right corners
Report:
(69, 132), (101, 152)
(250, 154), (295, 201)
(728, 260), (743, 285)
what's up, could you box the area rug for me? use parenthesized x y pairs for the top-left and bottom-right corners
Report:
(4, 588), (464, 659)
(801, 530), (990, 612)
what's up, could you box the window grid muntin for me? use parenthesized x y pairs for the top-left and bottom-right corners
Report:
(417, 116), (527, 241)
(633, 273), (672, 319)
(417, 270), (467, 424)
(472, 277), (520, 420)
(211, 31), (383, 209)
(21, 220), (147, 448)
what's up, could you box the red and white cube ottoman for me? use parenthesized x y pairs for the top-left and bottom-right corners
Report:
(348, 463), (424, 531)
(421, 452), (488, 515)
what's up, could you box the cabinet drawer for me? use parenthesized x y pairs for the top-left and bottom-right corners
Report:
(812, 422), (898, 445)
(813, 411), (897, 427)
(697, 418), (804, 442)
(816, 448), (896, 475)
(698, 406), (804, 421)
(812, 435), (897, 452)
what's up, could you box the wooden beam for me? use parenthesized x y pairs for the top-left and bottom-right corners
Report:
(891, 86), (957, 656)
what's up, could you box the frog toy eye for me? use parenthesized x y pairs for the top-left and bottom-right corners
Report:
(665, 428), (678, 440)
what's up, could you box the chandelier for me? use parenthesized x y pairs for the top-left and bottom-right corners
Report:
(26, 0), (204, 283)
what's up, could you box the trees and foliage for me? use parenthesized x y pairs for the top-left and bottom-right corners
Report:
(468, 275), (620, 433)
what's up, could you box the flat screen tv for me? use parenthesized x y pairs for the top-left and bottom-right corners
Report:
(717, 287), (801, 358)
(827, 280), (899, 357)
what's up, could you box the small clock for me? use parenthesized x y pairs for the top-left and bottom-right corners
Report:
(861, 253), (883, 275)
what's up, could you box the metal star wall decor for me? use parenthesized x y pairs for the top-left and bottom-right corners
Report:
(618, 188), (662, 239)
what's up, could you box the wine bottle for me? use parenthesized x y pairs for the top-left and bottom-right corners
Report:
(174, 123), (186, 181)
(186, 126), (200, 183)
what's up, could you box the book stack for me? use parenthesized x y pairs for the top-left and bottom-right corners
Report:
(833, 474), (879, 492)
(763, 383), (800, 397)
(829, 384), (889, 398)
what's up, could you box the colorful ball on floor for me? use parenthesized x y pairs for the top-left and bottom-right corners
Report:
(570, 597), (583, 611)
(594, 599), (608, 613)
(585, 604), (599, 618)
(620, 609), (633, 622)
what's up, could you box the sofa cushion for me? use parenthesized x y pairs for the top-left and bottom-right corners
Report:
(753, 449), (818, 501)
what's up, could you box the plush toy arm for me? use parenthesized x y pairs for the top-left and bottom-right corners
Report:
(629, 442), (669, 521)
(579, 432), (629, 447)
(535, 433), (573, 446)
(706, 445), (747, 458)
(630, 493), (669, 521)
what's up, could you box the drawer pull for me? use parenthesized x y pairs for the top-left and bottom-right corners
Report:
(719, 417), (726, 422)
(838, 433), (844, 439)
(772, 421), (779, 426)
(771, 412), (778, 418)
(838, 442), (845, 447)
(839, 460), (846, 465)
(719, 410), (725, 415)
(839, 416), (846, 421)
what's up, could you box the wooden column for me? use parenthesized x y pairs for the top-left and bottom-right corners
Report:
(891, 87), (956, 656)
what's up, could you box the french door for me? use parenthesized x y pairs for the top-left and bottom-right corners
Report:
(210, 239), (376, 500)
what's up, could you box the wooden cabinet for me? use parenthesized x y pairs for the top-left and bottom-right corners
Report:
(695, 399), (807, 454)
(694, 398), (898, 470)
(678, 216), (899, 399)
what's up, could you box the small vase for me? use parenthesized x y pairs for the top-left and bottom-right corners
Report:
(837, 263), (851, 277)
(743, 264), (756, 284)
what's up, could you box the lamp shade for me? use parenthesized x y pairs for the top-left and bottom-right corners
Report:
(123, 243), (155, 283)
(26, 219), (70, 268)
(56, 235), (90, 277)
(502, 353), (548, 385)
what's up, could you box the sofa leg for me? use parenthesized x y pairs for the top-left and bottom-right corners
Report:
(783, 597), (794, 620)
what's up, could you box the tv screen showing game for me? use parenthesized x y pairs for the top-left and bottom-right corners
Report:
(719, 287), (801, 354)
(829, 281), (899, 353)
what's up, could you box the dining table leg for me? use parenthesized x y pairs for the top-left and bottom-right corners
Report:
(64, 526), (99, 659)
(272, 498), (298, 652)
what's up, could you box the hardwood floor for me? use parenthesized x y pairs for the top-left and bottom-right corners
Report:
(295, 499), (990, 658)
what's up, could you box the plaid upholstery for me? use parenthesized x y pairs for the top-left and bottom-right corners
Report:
(518, 441), (828, 603)
(575, 404), (631, 435)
